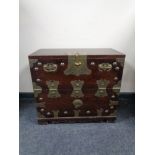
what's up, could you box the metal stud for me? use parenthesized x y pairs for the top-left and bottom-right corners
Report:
(105, 109), (109, 113)
(36, 78), (41, 82)
(60, 62), (65, 66)
(86, 110), (91, 114)
(114, 77), (118, 81)
(40, 108), (45, 112)
(34, 67), (39, 71)
(111, 95), (115, 98)
(46, 112), (51, 116)
(110, 106), (114, 109)
(39, 97), (43, 101)
(115, 67), (120, 71)
(37, 62), (42, 66)
(64, 111), (68, 114)
(113, 62), (117, 66)
(90, 62), (95, 65)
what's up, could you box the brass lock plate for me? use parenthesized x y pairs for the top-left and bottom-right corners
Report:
(98, 63), (112, 71)
(95, 79), (109, 97)
(64, 53), (91, 76)
(33, 82), (42, 97)
(71, 80), (84, 98)
(46, 80), (61, 98)
(43, 63), (58, 72)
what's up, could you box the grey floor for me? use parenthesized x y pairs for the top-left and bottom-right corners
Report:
(20, 99), (135, 155)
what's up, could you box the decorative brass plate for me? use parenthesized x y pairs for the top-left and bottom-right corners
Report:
(32, 82), (42, 97)
(46, 80), (61, 98)
(95, 79), (109, 97)
(113, 81), (121, 95)
(64, 54), (91, 76)
(72, 99), (83, 108)
(43, 63), (58, 72)
(98, 63), (112, 71)
(29, 59), (38, 68)
(71, 80), (84, 98)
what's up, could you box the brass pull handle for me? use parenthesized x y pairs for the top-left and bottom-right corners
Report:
(74, 53), (82, 66)
(98, 63), (112, 71)
(43, 63), (57, 72)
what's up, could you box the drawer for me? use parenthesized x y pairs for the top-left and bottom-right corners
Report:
(36, 96), (118, 114)
(37, 99), (118, 118)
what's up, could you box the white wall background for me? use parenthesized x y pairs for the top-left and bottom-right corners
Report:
(19, 0), (135, 92)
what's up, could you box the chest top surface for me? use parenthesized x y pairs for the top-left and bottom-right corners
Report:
(29, 48), (125, 57)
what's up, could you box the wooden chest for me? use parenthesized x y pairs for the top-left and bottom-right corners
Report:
(28, 49), (125, 124)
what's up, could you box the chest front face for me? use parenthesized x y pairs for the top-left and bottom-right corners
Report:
(29, 50), (125, 124)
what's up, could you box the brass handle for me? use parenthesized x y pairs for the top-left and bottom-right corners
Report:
(98, 63), (112, 71)
(43, 63), (57, 72)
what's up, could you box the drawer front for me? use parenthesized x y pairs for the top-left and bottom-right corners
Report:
(36, 97), (118, 118)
